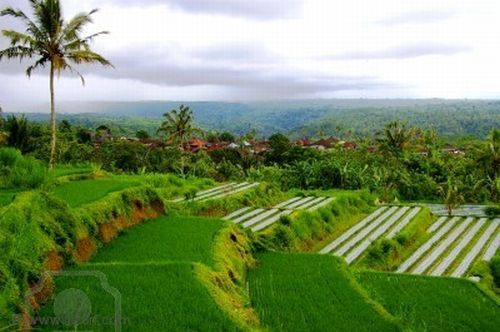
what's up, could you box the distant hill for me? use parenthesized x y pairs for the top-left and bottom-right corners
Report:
(7, 99), (500, 139)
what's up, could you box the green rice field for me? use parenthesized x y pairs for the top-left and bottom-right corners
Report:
(356, 272), (500, 332)
(52, 178), (141, 207)
(248, 252), (400, 332)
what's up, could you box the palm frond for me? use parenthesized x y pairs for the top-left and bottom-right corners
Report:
(66, 50), (114, 67)
(0, 46), (36, 61)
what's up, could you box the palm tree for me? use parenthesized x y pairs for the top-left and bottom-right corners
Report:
(377, 121), (415, 155)
(0, 0), (112, 167)
(157, 105), (201, 177)
(157, 105), (200, 147)
(438, 178), (465, 216)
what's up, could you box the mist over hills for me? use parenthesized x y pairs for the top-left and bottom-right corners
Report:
(6, 99), (500, 139)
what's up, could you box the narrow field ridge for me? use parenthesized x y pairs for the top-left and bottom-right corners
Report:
(345, 207), (410, 264)
(320, 207), (387, 254)
(451, 219), (499, 277)
(335, 206), (399, 256)
(428, 216), (448, 233)
(412, 218), (473, 275)
(430, 218), (486, 276)
(387, 207), (421, 239)
(397, 217), (459, 273)
(251, 210), (293, 232)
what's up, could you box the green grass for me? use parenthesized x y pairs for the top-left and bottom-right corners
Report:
(357, 272), (500, 332)
(52, 178), (141, 207)
(248, 252), (400, 332)
(37, 263), (238, 332)
(92, 215), (225, 266)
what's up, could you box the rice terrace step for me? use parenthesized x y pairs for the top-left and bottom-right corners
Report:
(223, 196), (335, 232)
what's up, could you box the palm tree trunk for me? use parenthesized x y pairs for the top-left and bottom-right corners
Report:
(49, 62), (56, 168)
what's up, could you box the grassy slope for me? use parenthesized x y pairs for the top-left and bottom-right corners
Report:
(52, 178), (141, 207)
(37, 215), (240, 331)
(248, 252), (400, 332)
(357, 272), (500, 332)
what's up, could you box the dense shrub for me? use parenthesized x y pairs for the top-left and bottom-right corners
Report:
(490, 256), (500, 288)
(0, 148), (47, 189)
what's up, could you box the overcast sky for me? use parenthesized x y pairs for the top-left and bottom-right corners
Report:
(0, 0), (499, 108)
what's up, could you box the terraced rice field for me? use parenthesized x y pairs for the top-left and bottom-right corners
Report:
(398, 217), (500, 277)
(223, 196), (334, 232)
(36, 215), (238, 331)
(320, 206), (422, 264)
(171, 182), (259, 203)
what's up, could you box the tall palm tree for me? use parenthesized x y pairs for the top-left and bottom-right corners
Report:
(438, 178), (465, 216)
(0, 0), (112, 167)
(157, 105), (201, 177)
(157, 105), (200, 147)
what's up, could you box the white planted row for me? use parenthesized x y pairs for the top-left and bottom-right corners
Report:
(171, 182), (236, 202)
(242, 209), (279, 228)
(335, 206), (399, 256)
(320, 207), (388, 254)
(194, 182), (248, 201)
(273, 197), (302, 209)
(483, 229), (500, 261)
(298, 197), (327, 210)
(308, 197), (335, 211)
(428, 216), (448, 233)
(412, 218), (473, 275)
(430, 218), (486, 276)
(387, 207), (421, 239)
(232, 208), (265, 224)
(451, 220), (499, 277)
(222, 207), (252, 221)
(397, 217), (459, 273)
(251, 210), (293, 232)
(345, 207), (410, 264)
(285, 197), (316, 209)
(201, 182), (260, 201)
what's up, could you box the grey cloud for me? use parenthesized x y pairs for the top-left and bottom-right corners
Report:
(328, 43), (471, 60)
(101, 0), (303, 20)
(375, 10), (456, 26)
(0, 45), (394, 99)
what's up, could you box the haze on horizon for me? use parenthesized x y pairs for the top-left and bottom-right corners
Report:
(1, 0), (499, 110)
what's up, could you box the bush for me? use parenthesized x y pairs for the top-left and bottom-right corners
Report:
(485, 206), (500, 217)
(490, 256), (500, 288)
(0, 148), (47, 189)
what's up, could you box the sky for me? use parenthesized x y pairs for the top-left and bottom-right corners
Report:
(0, 0), (499, 108)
